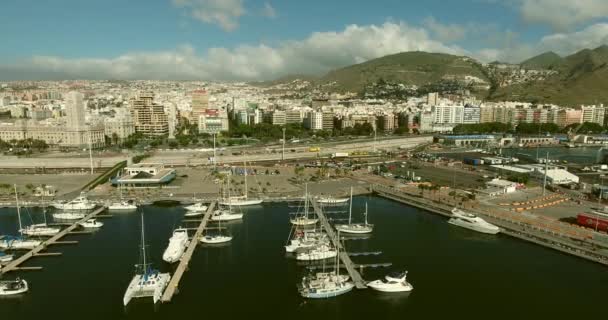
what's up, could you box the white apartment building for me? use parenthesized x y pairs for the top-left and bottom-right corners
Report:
(432, 105), (464, 124)
(104, 108), (135, 141)
(581, 105), (605, 126)
(463, 105), (481, 124)
(304, 111), (324, 130)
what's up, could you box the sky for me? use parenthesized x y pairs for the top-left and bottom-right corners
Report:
(0, 0), (607, 81)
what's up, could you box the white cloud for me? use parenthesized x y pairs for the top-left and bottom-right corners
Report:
(517, 0), (608, 30)
(1, 22), (467, 81)
(473, 23), (608, 63)
(172, 0), (245, 31)
(423, 17), (467, 42)
(261, 2), (277, 18)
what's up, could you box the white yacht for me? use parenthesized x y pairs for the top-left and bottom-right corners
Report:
(218, 161), (263, 206)
(335, 189), (373, 234)
(316, 196), (349, 204)
(0, 278), (29, 296)
(51, 192), (96, 211)
(200, 234), (232, 244)
(448, 208), (500, 235)
(299, 231), (354, 299)
(79, 219), (103, 228)
(0, 186), (43, 250)
(184, 202), (208, 213)
(162, 228), (189, 263)
(123, 211), (170, 306)
(290, 184), (319, 226)
(210, 209), (243, 221)
(296, 244), (337, 261)
(285, 230), (328, 253)
(52, 212), (86, 220)
(107, 200), (137, 211)
(0, 251), (14, 264)
(368, 271), (414, 293)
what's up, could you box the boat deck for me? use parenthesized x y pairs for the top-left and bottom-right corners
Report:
(310, 199), (367, 289)
(0, 206), (107, 275)
(160, 201), (216, 303)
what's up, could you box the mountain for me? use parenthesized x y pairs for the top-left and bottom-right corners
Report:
(520, 51), (563, 69)
(490, 45), (608, 105)
(317, 51), (490, 93)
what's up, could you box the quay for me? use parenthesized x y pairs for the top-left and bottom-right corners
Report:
(160, 201), (216, 303)
(310, 199), (367, 289)
(0, 206), (107, 275)
(371, 184), (608, 267)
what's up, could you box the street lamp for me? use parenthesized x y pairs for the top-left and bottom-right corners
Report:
(282, 127), (286, 161)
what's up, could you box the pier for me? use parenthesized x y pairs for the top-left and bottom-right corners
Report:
(160, 201), (216, 303)
(1, 206), (107, 275)
(310, 199), (367, 289)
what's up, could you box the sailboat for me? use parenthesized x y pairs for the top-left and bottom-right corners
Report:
(108, 185), (137, 211)
(20, 192), (61, 237)
(219, 161), (263, 206)
(162, 228), (189, 263)
(334, 188), (374, 234)
(299, 231), (354, 298)
(123, 210), (171, 306)
(200, 214), (232, 244)
(284, 229), (328, 253)
(290, 184), (318, 226)
(211, 180), (243, 221)
(0, 185), (42, 250)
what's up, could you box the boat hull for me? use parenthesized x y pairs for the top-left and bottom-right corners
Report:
(317, 198), (349, 204)
(162, 234), (188, 263)
(200, 235), (232, 244)
(334, 224), (373, 234)
(367, 280), (413, 293)
(219, 199), (263, 206)
(448, 219), (500, 234)
(290, 218), (318, 226)
(123, 273), (170, 306)
(0, 280), (29, 296)
(52, 213), (86, 220)
(300, 282), (354, 298)
(0, 239), (42, 250)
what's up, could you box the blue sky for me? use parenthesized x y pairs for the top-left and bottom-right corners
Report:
(1, 0), (607, 80)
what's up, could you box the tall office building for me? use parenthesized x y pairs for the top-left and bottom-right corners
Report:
(427, 92), (439, 106)
(65, 91), (86, 129)
(191, 89), (210, 125)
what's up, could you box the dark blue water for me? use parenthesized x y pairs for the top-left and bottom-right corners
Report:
(1, 197), (607, 319)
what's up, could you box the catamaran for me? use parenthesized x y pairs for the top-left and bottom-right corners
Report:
(448, 208), (500, 234)
(299, 231), (354, 298)
(335, 188), (373, 234)
(290, 184), (318, 226)
(0, 278), (29, 296)
(219, 161), (263, 206)
(20, 190), (61, 237)
(51, 192), (96, 211)
(162, 228), (189, 263)
(0, 185), (42, 250)
(123, 211), (170, 306)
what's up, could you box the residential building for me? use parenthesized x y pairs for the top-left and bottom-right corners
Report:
(581, 105), (605, 126)
(190, 89), (209, 125)
(130, 92), (168, 136)
(463, 104), (480, 124)
(199, 113), (229, 134)
(432, 105), (464, 124)
(263, 110), (287, 126)
(65, 91), (86, 129)
(104, 108), (135, 142)
(322, 112), (334, 130)
(304, 111), (323, 130)
(285, 110), (303, 124)
(556, 109), (582, 128)
(427, 92), (439, 106)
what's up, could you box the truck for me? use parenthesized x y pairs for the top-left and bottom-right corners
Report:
(331, 152), (349, 158)
(309, 147), (320, 152)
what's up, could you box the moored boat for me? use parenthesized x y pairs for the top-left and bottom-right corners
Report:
(448, 208), (500, 234)
(0, 278), (29, 296)
(162, 228), (189, 263)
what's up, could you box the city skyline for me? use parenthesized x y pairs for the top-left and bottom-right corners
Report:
(0, 0), (607, 80)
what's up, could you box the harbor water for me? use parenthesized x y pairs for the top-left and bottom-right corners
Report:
(1, 197), (607, 319)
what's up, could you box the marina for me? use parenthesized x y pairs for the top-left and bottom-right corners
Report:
(0, 198), (607, 318)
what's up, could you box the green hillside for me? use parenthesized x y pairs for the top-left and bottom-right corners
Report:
(492, 46), (608, 105)
(520, 51), (563, 69)
(317, 51), (490, 92)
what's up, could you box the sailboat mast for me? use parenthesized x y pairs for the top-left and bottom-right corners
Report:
(227, 178), (232, 212)
(335, 230), (340, 281)
(304, 184), (308, 219)
(364, 202), (368, 225)
(14, 184), (22, 234)
(243, 161), (248, 199)
(140, 211), (147, 271)
(41, 186), (48, 224)
(348, 187), (353, 225)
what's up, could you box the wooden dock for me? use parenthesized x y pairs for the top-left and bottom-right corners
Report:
(0, 206), (106, 275)
(310, 199), (367, 289)
(160, 201), (216, 303)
